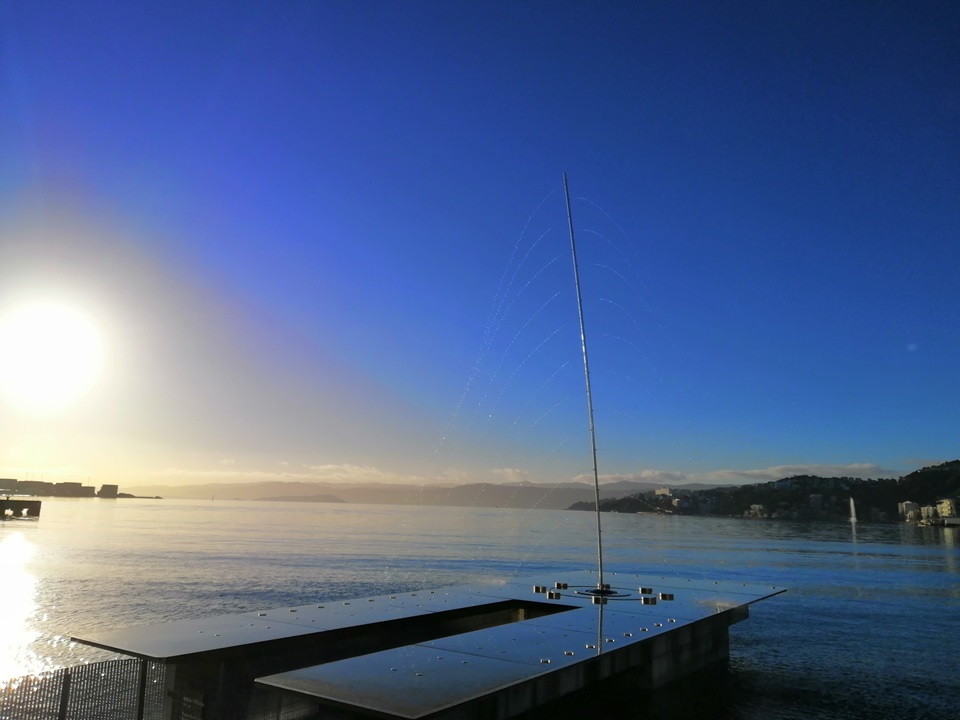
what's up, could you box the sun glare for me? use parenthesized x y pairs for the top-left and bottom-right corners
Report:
(0, 532), (43, 686)
(0, 300), (106, 416)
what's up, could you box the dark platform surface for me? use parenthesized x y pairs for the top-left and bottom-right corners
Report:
(254, 571), (783, 719)
(74, 570), (784, 720)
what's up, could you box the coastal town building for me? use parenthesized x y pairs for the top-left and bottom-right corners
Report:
(898, 501), (920, 520)
(0, 477), (108, 498)
(936, 498), (957, 518)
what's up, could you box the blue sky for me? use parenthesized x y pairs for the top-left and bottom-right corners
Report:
(1, 1), (957, 487)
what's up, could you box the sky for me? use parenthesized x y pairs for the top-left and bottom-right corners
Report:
(0, 1), (957, 489)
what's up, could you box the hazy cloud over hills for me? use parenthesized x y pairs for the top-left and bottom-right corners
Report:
(578, 463), (900, 487)
(135, 461), (905, 490)
(687, 464), (901, 484)
(126, 461), (910, 511)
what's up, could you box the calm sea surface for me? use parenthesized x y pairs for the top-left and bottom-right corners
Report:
(2, 498), (958, 719)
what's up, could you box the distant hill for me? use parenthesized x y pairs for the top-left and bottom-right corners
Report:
(124, 479), (696, 511)
(894, 460), (960, 505)
(570, 460), (960, 520)
(258, 494), (344, 503)
(126, 463), (960, 514)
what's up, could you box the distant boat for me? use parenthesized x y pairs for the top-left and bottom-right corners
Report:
(849, 497), (857, 524)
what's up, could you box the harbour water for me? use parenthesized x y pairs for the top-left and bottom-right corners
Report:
(2, 497), (958, 719)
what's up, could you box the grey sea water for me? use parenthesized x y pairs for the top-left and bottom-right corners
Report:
(2, 497), (958, 719)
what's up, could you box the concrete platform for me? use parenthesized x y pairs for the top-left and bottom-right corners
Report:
(257, 571), (783, 719)
(73, 570), (784, 720)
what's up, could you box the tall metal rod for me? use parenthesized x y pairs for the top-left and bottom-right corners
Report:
(563, 172), (605, 590)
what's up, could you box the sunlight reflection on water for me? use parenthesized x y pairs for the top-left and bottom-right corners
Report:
(0, 531), (49, 687)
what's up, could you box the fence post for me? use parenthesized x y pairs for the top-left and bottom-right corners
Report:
(57, 670), (71, 720)
(136, 659), (149, 720)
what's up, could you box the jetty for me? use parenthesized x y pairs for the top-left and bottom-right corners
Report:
(0, 497), (41, 519)
(73, 569), (784, 720)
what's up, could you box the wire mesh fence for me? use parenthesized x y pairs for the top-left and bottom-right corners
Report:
(1, 658), (330, 720)
(0, 658), (166, 720)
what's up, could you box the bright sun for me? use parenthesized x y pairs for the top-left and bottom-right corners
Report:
(0, 300), (105, 416)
